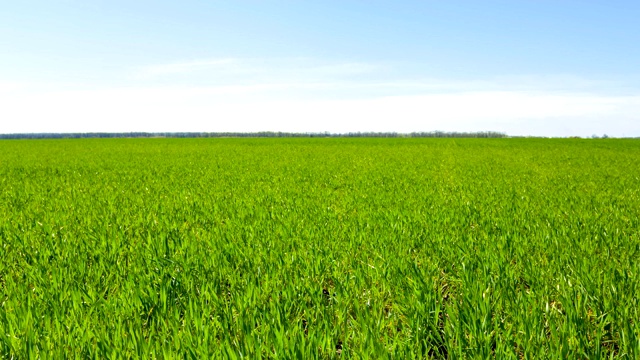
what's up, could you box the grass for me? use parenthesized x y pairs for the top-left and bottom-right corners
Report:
(1, 138), (639, 358)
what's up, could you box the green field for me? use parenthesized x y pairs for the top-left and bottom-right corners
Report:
(1, 138), (639, 358)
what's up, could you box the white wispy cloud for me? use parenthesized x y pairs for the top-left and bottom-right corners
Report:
(302, 62), (381, 76)
(134, 58), (383, 84)
(139, 58), (240, 76)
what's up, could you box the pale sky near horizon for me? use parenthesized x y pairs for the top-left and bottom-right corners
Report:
(1, 1), (639, 137)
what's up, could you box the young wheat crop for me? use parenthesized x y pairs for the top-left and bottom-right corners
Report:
(1, 138), (639, 358)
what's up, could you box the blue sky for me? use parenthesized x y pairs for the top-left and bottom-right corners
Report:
(2, 1), (639, 136)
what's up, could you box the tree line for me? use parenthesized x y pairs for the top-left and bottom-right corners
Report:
(0, 131), (508, 140)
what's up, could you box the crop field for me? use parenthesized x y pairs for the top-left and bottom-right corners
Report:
(1, 138), (639, 358)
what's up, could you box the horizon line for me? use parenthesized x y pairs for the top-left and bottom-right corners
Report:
(0, 131), (628, 139)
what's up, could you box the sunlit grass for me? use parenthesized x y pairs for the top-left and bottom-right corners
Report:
(1, 138), (639, 358)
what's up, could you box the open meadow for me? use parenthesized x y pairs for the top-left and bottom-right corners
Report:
(1, 138), (639, 358)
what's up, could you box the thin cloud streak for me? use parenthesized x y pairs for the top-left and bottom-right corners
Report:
(139, 58), (240, 76)
(134, 58), (383, 84)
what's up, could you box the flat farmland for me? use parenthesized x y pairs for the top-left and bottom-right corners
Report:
(1, 138), (639, 358)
